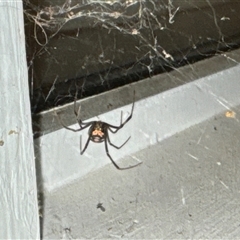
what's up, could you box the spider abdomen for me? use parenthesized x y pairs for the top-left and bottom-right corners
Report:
(89, 121), (105, 143)
(91, 136), (105, 143)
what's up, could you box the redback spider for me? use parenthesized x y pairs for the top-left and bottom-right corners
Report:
(58, 91), (142, 170)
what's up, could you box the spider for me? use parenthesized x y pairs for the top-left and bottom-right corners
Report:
(58, 91), (142, 170)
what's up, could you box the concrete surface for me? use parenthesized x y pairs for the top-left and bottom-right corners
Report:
(36, 62), (240, 192)
(42, 110), (240, 238)
(37, 49), (240, 238)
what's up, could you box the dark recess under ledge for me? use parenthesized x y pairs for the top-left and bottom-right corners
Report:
(24, 0), (240, 114)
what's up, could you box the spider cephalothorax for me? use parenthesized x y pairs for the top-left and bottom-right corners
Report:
(58, 91), (142, 170)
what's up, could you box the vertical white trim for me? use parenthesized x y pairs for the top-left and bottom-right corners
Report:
(0, 1), (39, 239)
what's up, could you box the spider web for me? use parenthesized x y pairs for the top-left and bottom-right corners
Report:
(24, 0), (240, 115)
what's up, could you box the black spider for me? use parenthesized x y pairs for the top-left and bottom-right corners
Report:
(58, 91), (142, 170)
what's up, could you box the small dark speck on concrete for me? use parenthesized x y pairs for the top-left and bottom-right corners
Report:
(214, 126), (217, 131)
(97, 203), (106, 212)
(64, 228), (71, 233)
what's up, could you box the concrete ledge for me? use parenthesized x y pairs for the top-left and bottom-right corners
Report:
(42, 109), (240, 238)
(33, 48), (240, 137)
(35, 49), (240, 192)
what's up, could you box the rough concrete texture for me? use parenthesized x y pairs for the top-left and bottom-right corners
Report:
(42, 109), (240, 239)
(36, 63), (240, 191)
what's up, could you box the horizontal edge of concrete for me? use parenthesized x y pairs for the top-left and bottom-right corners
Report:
(34, 48), (240, 137)
(35, 49), (240, 192)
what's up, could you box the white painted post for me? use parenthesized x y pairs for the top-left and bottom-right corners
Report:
(0, 1), (39, 239)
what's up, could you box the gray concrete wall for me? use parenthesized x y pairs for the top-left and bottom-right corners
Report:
(36, 49), (240, 192)
(43, 109), (240, 238)
(39, 49), (240, 238)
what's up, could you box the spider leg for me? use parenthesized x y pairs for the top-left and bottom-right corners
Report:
(58, 115), (92, 132)
(73, 97), (93, 128)
(56, 97), (93, 132)
(73, 95), (79, 118)
(107, 132), (131, 149)
(80, 134), (91, 155)
(77, 119), (94, 128)
(107, 90), (135, 133)
(104, 137), (142, 170)
(108, 111), (123, 134)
